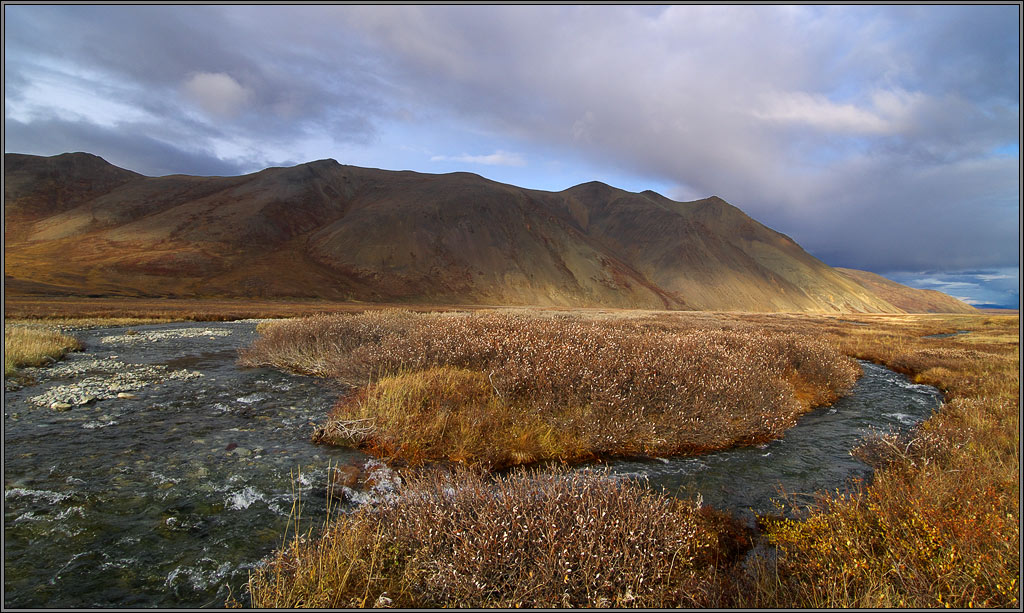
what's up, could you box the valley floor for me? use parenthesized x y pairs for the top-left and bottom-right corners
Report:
(3, 297), (1019, 608)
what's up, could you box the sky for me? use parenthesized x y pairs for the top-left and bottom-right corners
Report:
(4, 4), (1020, 308)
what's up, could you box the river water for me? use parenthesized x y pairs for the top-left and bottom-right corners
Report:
(3, 321), (942, 608)
(602, 360), (943, 519)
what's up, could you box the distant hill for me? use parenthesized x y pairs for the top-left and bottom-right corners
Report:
(835, 268), (977, 314)
(2, 152), (968, 313)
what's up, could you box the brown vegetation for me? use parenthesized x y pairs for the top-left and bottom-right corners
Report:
(749, 312), (1019, 608)
(2, 295), (469, 324)
(239, 310), (860, 467)
(242, 309), (1018, 609)
(245, 467), (747, 608)
(9, 296), (1010, 607)
(4, 324), (83, 376)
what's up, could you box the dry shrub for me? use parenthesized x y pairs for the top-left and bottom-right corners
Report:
(237, 309), (415, 376)
(765, 452), (1018, 608)
(257, 311), (860, 466)
(246, 467), (746, 608)
(240, 310), (1018, 608)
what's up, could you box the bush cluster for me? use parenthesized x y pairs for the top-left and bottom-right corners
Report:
(240, 310), (859, 467)
(239, 310), (1018, 609)
(246, 467), (746, 608)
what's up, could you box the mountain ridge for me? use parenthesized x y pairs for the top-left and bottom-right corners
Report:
(3, 152), (975, 314)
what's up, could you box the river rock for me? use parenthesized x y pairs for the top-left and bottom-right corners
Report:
(75, 395), (97, 406)
(331, 464), (361, 488)
(116, 392), (136, 399)
(50, 402), (73, 411)
(232, 447), (252, 457)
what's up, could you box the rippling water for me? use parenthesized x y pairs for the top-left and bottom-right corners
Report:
(4, 322), (369, 608)
(602, 361), (943, 519)
(3, 322), (942, 608)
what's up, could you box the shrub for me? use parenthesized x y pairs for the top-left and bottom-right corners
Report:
(246, 467), (747, 608)
(251, 311), (860, 467)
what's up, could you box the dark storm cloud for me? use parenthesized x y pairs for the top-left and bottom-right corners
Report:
(792, 153), (1020, 272)
(332, 5), (1019, 274)
(4, 5), (386, 169)
(4, 116), (247, 177)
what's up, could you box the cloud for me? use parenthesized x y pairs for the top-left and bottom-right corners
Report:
(753, 91), (894, 134)
(3, 5), (382, 163)
(886, 268), (1019, 309)
(976, 273), (1014, 282)
(182, 72), (251, 118)
(342, 4), (1018, 273)
(571, 111), (597, 143)
(4, 115), (248, 177)
(3, 4), (1018, 297)
(430, 150), (526, 166)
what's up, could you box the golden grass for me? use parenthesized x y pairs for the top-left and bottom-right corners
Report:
(744, 312), (1019, 609)
(316, 366), (587, 467)
(3, 295), (479, 323)
(4, 324), (83, 376)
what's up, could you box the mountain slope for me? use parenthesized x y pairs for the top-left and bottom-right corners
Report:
(1, 152), (952, 312)
(835, 268), (977, 314)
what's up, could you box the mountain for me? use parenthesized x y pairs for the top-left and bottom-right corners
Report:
(1, 152), (967, 313)
(835, 268), (978, 314)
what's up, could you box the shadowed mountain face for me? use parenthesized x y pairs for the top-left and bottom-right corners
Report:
(3, 153), (971, 313)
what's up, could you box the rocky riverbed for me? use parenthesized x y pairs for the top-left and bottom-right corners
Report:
(3, 321), (380, 608)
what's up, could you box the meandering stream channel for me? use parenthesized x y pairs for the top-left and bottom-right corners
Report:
(3, 321), (943, 608)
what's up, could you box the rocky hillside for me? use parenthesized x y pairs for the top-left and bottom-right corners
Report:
(3, 152), (966, 313)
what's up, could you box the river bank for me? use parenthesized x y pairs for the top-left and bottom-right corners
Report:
(4, 313), (984, 607)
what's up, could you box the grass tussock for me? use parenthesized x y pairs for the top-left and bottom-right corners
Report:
(315, 366), (587, 467)
(242, 311), (859, 467)
(246, 467), (746, 608)
(4, 324), (83, 376)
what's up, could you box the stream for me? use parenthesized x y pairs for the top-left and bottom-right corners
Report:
(3, 321), (942, 608)
(602, 360), (943, 519)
